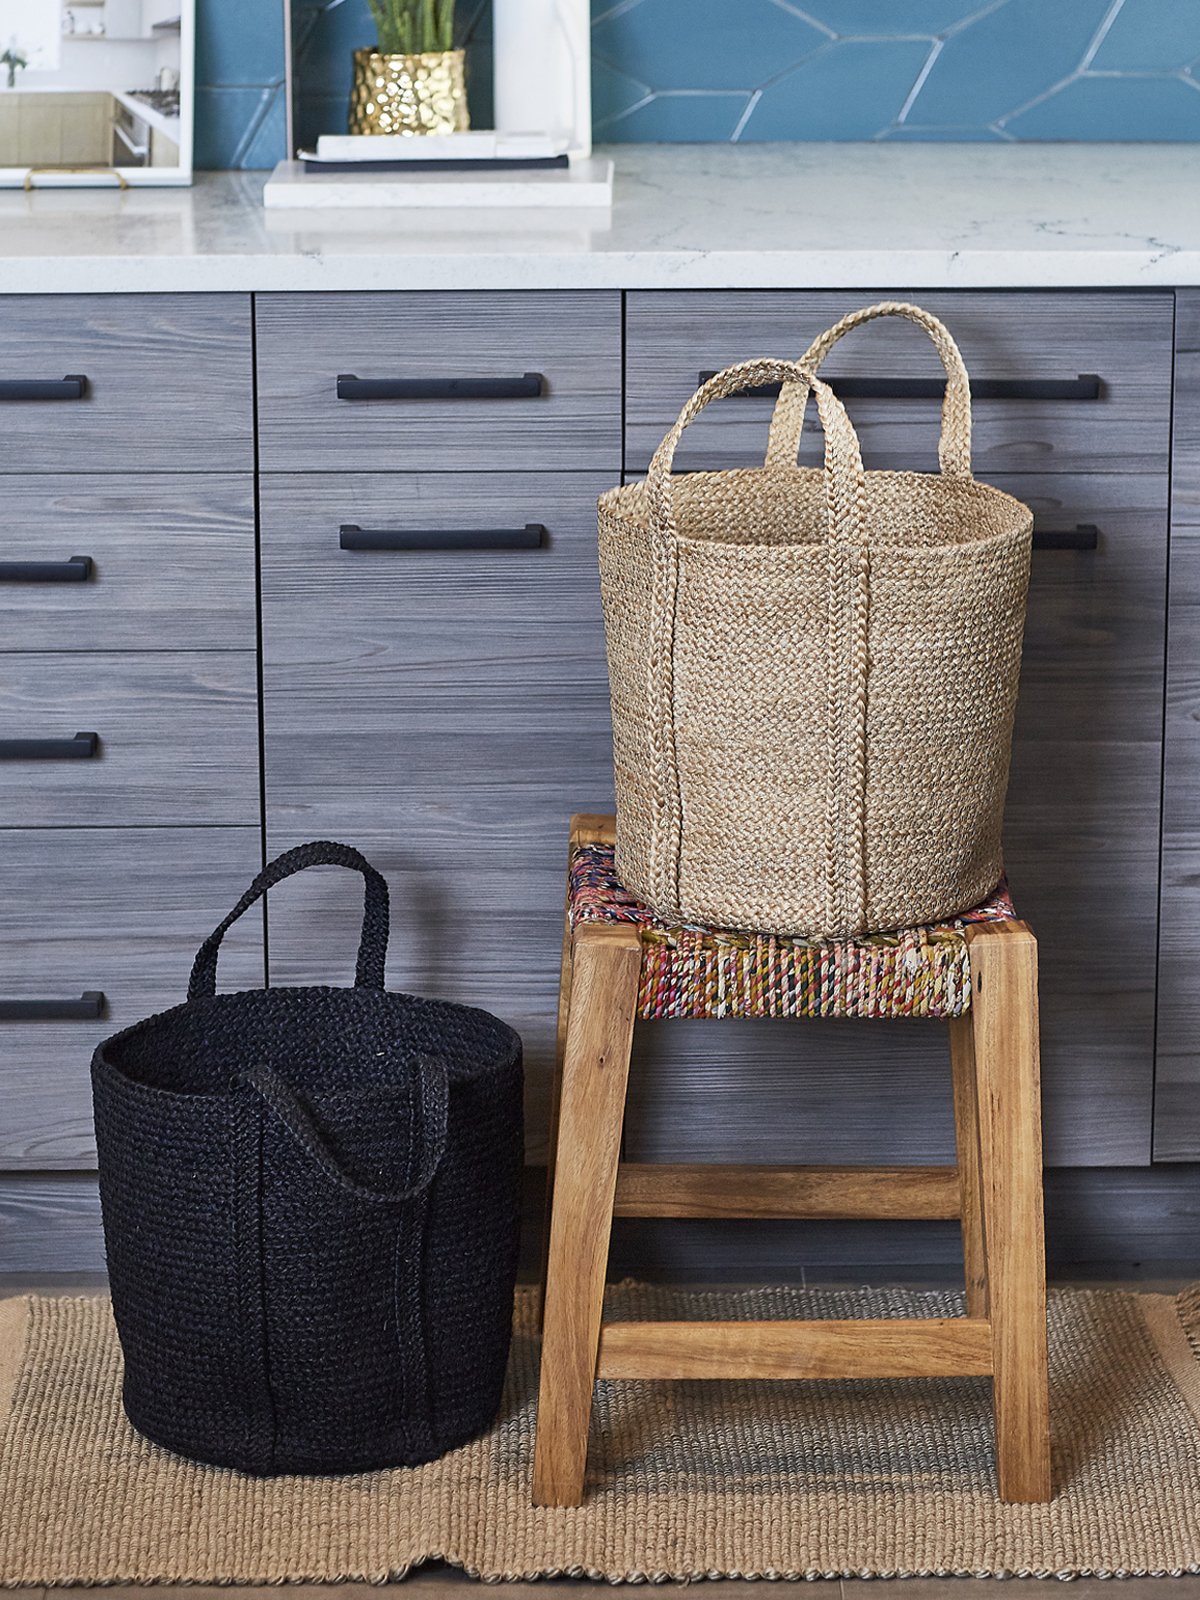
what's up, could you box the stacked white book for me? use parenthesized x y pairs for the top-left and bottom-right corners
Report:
(263, 132), (613, 209)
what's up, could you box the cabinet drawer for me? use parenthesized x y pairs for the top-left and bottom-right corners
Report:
(0, 295), (253, 474)
(0, 653), (258, 826)
(260, 470), (610, 636)
(1007, 473), (1167, 738)
(625, 290), (1173, 477)
(261, 470), (615, 829)
(255, 292), (622, 474)
(0, 826), (263, 1168)
(0, 475), (254, 651)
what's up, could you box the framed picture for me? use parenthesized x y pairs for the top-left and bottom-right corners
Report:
(284, 0), (590, 159)
(0, 0), (193, 187)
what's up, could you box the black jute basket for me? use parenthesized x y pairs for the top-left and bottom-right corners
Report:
(91, 841), (524, 1477)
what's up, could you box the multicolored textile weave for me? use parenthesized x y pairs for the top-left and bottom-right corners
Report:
(569, 844), (1016, 1021)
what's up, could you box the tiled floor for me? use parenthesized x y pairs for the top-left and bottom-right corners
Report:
(4, 1274), (1196, 1593)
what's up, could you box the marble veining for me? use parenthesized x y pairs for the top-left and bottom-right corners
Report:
(1, 143), (1199, 292)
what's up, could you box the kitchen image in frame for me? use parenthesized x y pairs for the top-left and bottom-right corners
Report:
(0, 0), (193, 185)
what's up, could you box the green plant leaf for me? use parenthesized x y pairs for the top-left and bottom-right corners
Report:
(366, 0), (456, 53)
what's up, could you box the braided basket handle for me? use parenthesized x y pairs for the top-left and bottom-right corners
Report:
(189, 840), (390, 1001)
(646, 359), (867, 546)
(764, 301), (973, 479)
(238, 1056), (448, 1205)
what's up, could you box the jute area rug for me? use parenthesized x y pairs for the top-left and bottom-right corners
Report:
(2, 1283), (1200, 1586)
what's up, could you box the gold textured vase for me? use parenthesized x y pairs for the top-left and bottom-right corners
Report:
(348, 48), (469, 136)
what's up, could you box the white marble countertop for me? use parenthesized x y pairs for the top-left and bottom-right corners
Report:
(1, 143), (1198, 293)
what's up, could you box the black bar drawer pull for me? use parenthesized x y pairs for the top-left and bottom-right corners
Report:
(0, 374), (87, 401)
(698, 371), (1103, 402)
(340, 523), (545, 552)
(0, 554), (93, 583)
(336, 372), (544, 401)
(1032, 524), (1100, 551)
(0, 991), (105, 1022)
(0, 731), (99, 759)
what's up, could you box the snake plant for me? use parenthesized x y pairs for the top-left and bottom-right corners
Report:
(366, 0), (457, 54)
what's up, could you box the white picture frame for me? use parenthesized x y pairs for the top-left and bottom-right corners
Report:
(0, 0), (193, 189)
(283, 0), (592, 161)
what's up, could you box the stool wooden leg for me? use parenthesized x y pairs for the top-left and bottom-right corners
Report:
(533, 922), (641, 1508)
(536, 899), (575, 1329)
(948, 1014), (989, 1318)
(538, 814), (619, 1329)
(967, 921), (1052, 1503)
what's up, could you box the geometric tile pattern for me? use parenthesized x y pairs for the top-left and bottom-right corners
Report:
(198, 0), (1200, 169)
(195, 0), (288, 169)
(593, 0), (1200, 143)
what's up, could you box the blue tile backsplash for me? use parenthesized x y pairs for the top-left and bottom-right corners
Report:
(197, 0), (1200, 169)
(194, 0), (288, 170)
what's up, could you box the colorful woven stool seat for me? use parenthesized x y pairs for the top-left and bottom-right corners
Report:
(569, 842), (1015, 1022)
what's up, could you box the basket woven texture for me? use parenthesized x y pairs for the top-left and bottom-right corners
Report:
(599, 302), (1034, 938)
(90, 841), (524, 1477)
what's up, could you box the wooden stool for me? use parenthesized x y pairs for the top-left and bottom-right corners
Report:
(534, 814), (1051, 1508)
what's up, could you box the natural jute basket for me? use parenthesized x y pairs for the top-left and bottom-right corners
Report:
(598, 301), (1034, 938)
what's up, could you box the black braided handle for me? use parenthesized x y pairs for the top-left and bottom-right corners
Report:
(239, 1058), (448, 1204)
(189, 840), (390, 1001)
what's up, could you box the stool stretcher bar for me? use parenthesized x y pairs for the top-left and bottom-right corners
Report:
(612, 1162), (962, 1220)
(597, 1317), (995, 1382)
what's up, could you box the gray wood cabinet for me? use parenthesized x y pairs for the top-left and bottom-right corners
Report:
(255, 292), (622, 474)
(1001, 472), (1167, 1165)
(1, 283), (1198, 1271)
(0, 828), (264, 1169)
(0, 654), (258, 826)
(625, 291), (1174, 477)
(0, 296), (253, 473)
(259, 470), (618, 1148)
(1157, 289), (1200, 1161)
(0, 292), (259, 1197)
(0, 476), (255, 651)
(256, 296), (623, 1155)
